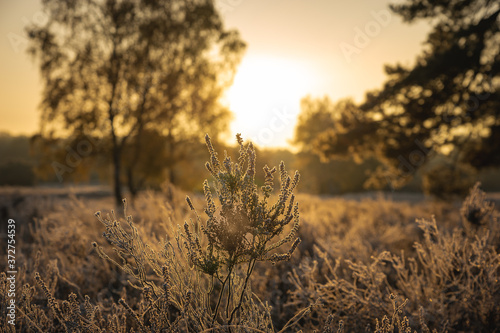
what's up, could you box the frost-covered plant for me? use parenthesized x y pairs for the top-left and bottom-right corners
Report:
(460, 182), (498, 244)
(288, 183), (500, 332)
(181, 134), (301, 325)
(83, 134), (302, 331)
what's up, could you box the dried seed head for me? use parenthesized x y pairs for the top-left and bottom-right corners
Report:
(186, 196), (195, 210)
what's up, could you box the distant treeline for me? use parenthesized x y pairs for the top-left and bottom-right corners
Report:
(1, 132), (499, 194)
(0, 132), (36, 186)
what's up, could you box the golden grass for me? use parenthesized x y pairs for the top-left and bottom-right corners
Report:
(0, 143), (498, 332)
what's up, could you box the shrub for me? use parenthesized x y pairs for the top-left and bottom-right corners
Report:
(422, 163), (475, 198)
(180, 134), (301, 326)
(287, 183), (500, 332)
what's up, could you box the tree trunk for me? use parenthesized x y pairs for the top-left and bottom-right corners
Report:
(169, 168), (176, 185)
(107, 40), (123, 207)
(112, 140), (123, 207)
(127, 167), (138, 202)
(126, 77), (149, 204)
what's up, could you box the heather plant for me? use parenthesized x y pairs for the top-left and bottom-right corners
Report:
(90, 134), (301, 331)
(287, 183), (500, 332)
(181, 134), (301, 324)
(460, 182), (500, 246)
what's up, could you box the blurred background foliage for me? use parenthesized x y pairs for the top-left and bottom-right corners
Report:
(2, 0), (499, 200)
(295, 0), (500, 197)
(2, 130), (500, 197)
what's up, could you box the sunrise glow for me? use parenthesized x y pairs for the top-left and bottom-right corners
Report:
(225, 55), (318, 148)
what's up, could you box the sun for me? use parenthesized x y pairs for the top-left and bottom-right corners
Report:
(225, 55), (318, 148)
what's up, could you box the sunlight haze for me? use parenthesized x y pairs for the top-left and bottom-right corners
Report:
(225, 55), (320, 147)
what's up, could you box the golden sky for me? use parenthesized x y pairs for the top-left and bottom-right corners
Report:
(0, 0), (431, 148)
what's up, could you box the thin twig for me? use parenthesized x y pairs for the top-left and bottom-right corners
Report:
(228, 258), (256, 325)
(212, 266), (232, 324)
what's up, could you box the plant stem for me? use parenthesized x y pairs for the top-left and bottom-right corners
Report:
(228, 259), (256, 325)
(226, 273), (232, 319)
(212, 266), (232, 325)
(207, 274), (214, 311)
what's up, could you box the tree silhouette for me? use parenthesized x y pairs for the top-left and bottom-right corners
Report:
(307, 0), (499, 191)
(293, 96), (382, 194)
(27, 0), (245, 204)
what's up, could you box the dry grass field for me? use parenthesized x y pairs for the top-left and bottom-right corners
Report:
(1, 151), (499, 332)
